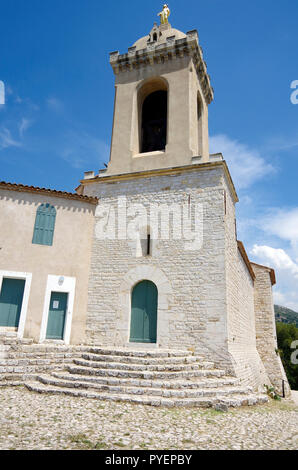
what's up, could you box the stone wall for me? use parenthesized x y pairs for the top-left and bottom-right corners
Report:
(223, 184), (270, 390)
(84, 165), (230, 359)
(252, 263), (291, 397)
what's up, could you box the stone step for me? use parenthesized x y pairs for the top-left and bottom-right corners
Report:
(0, 380), (24, 387)
(52, 371), (240, 390)
(0, 358), (71, 366)
(19, 345), (88, 354)
(66, 364), (226, 380)
(0, 365), (72, 376)
(1, 372), (37, 382)
(1, 352), (80, 360)
(36, 374), (252, 399)
(86, 348), (192, 358)
(0, 331), (18, 336)
(24, 381), (269, 408)
(0, 332), (34, 345)
(0, 339), (34, 346)
(81, 353), (206, 366)
(74, 358), (214, 372)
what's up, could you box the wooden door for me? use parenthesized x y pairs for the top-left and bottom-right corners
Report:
(46, 292), (68, 340)
(0, 278), (25, 328)
(130, 281), (158, 343)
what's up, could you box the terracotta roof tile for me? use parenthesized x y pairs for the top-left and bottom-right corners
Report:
(0, 181), (98, 205)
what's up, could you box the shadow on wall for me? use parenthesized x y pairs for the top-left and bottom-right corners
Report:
(0, 191), (97, 214)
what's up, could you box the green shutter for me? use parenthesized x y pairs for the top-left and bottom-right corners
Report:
(130, 281), (158, 343)
(32, 204), (56, 246)
(0, 278), (25, 327)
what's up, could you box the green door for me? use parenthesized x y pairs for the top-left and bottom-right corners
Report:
(0, 278), (25, 328)
(46, 292), (68, 340)
(130, 280), (158, 343)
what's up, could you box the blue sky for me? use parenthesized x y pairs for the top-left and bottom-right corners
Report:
(1, 0), (298, 310)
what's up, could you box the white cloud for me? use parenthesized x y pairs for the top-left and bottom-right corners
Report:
(0, 127), (22, 150)
(273, 290), (286, 306)
(46, 97), (64, 113)
(251, 245), (298, 311)
(209, 134), (274, 189)
(60, 130), (109, 169)
(0, 117), (33, 151)
(251, 245), (298, 278)
(262, 135), (298, 153)
(19, 118), (33, 138)
(261, 208), (298, 247)
(273, 290), (298, 312)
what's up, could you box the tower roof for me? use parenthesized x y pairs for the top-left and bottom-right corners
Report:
(110, 28), (214, 105)
(133, 23), (186, 51)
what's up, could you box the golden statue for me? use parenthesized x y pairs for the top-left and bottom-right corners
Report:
(158, 4), (170, 25)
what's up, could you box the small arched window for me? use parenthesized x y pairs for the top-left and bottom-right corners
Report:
(32, 204), (56, 246)
(141, 228), (151, 257)
(135, 225), (152, 258)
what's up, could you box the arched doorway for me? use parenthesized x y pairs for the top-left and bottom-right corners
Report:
(130, 280), (158, 343)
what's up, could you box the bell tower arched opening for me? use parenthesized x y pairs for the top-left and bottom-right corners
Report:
(141, 90), (167, 153)
(137, 77), (168, 155)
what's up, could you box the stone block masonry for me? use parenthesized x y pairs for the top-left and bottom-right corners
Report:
(252, 263), (291, 397)
(81, 161), (290, 395)
(84, 166), (229, 360)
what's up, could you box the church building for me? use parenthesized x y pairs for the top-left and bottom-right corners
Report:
(0, 8), (291, 405)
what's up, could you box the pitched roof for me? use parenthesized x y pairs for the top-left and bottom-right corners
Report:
(0, 181), (98, 205)
(250, 262), (276, 286)
(237, 242), (277, 286)
(237, 241), (256, 282)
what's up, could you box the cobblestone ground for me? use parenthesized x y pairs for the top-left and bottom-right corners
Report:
(0, 386), (297, 450)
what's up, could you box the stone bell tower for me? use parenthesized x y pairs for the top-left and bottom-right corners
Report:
(105, 18), (214, 176)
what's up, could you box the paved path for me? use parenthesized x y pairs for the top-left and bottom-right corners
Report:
(291, 390), (298, 406)
(0, 386), (297, 450)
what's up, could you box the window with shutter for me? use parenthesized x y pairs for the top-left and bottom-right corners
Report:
(32, 204), (56, 246)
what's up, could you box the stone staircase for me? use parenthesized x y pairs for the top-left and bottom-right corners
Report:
(0, 331), (88, 386)
(23, 346), (269, 408)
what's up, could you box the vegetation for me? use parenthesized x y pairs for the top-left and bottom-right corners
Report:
(276, 322), (298, 390)
(264, 385), (281, 401)
(275, 305), (298, 327)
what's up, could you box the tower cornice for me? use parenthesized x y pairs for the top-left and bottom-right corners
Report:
(109, 30), (214, 105)
(80, 159), (238, 203)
